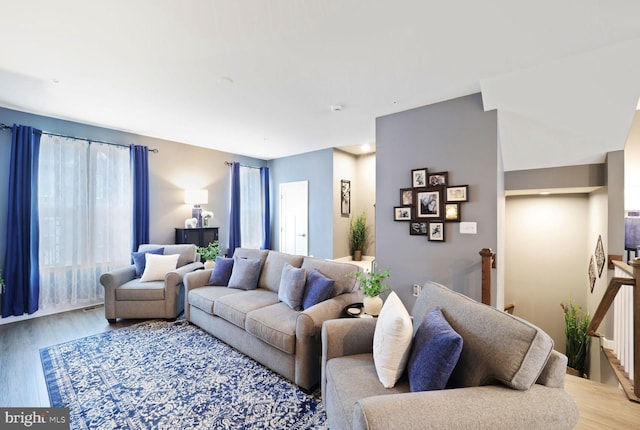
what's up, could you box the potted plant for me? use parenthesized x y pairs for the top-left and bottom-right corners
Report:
(352, 268), (391, 316)
(197, 241), (220, 269)
(561, 298), (591, 377)
(350, 211), (368, 261)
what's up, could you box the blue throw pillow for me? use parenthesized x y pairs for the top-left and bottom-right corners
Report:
(207, 256), (234, 286)
(301, 268), (335, 310)
(131, 247), (164, 277)
(278, 263), (307, 311)
(227, 258), (262, 290)
(407, 307), (463, 392)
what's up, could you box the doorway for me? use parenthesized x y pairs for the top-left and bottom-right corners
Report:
(279, 181), (309, 255)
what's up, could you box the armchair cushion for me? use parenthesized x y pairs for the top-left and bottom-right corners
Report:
(132, 247), (164, 277)
(140, 253), (179, 282)
(301, 269), (334, 310)
(207, 256), (234, 286)
(407, 307), (463, 392)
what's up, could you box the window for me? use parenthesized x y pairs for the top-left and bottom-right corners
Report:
(239, 166), (264, 249)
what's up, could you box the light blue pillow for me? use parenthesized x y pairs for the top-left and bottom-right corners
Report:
(301, 268), (335, 310)
(407, 306), (463, 392)
(278, 263), (307, 310)
(207, 256), (234, 286)
(227, 258), (261, 290)
(131, 247), (164, 277)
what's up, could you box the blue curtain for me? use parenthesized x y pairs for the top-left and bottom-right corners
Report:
(260, 167), (271, 250)
(130, 145), (150, 252)
(2, 125), (42, 317)
(228, 162), (242, 256)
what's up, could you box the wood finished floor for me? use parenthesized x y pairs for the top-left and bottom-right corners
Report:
(2, 307), (640, 429)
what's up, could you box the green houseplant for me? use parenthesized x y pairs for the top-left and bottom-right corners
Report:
(349, 211), (368, 261)
(561, 298), (591, 377)
(352, 268), (391, 316)
(197, 241), (220, 269)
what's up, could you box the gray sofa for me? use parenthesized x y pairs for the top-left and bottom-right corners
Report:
(322, 281), (580, 430)
(183, 248), (363, 391)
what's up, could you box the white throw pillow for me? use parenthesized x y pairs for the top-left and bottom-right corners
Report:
(140, 253), (179, 282)
(373, 291), (413, 388)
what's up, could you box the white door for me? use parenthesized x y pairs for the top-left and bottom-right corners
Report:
(279, 181), (309, 255)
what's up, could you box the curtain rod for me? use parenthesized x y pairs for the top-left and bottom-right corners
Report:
(0, 123), (159, 153)
(224, 161), (262, 169)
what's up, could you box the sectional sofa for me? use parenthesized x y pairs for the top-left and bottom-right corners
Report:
(183, 248), (364, 391)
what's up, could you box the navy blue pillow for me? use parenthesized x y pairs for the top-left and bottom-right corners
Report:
(301, 269), (335, 310)
(207, 257), (234, 286)
(131, 247), (164, 277)
(407, 307), (463, 392)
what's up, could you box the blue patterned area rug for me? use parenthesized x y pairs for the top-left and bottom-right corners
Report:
(40, 319), (326, 429)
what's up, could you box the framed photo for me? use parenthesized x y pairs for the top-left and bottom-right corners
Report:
(341, 180), (351, 215)
(411, 168), (428, 188)
(400, 188), (413, 206)
(446, 185), (468, 202)
(415, 188), (442, 219)
(445, 203), (461, 222)
(428, 171), (448, 187)
(428, 221), (445, 242)
(409, 221), (428, 235)
(588, 256), (596, 293)
(595, 235), (605, 278)
(394, 206), (412, 221)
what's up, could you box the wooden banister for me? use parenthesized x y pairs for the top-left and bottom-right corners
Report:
(586, 276), (634, 337)
(479, 248), (495, 306)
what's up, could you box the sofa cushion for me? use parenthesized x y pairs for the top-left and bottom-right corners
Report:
(301, 257), (360, 297)
(189, 286), (243, 315)
(233, 248), (269, 266)
(412, 281), (554, 391)
(246, 302), (298, 354)
(373, 291), (413, 388)
(227, 258), (261, 290)
(278, 263), (307, 311)
(407, 307), (463, 392)
(131, 247), (164, 277)
(259, 251), (304, 293)
(214, 290), (280, 329)
(140, 253), (179, 282)
(115, 279), (165, 301)
(301, 268), (335, 310)
(207, 256), (234, 286)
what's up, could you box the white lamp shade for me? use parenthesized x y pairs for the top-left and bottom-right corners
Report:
(185, 189), (208, 205)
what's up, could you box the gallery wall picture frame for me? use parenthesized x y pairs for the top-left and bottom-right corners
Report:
(446, 185), (469, 202)
(445, 203), (461, 222)
(415, 188), (443, 219)
(400, 188), (414, 206)
(428, 221), (445, 241)
(394, 206), (412, 221)
(410, 221), (428, 235)
(411, 168), (428, 188)
(341, 180), (351, 216)
(428, 171), (448, 187)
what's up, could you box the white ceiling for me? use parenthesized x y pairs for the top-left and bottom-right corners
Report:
(1, 1), (640, 170)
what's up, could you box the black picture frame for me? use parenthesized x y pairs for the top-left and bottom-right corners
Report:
(446, 185), (469, 202)
(428, 171), (448, 187)
(411, 168), (428, 188)
(400, 188), (413, 206)
(428, 221), (445, 242)
(414, 187), (443, 219)
(409, 221), (428, 235)
(341, 180), (351, 215)
(394, 206), (412, 221)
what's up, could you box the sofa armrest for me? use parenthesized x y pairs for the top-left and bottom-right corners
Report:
(321, 317), (377, 398)
(297, 292), (363, 337)
(184, 269), (213, 292)
(165, 261), (204, 288)
(99, 265), (138, 320)
(352, 384), (578, 430)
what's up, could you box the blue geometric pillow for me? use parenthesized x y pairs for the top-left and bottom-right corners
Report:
(131, 247), (164, 277)
(407, 306), (463, 392)
(301, 269), (335, 310)
(207, 256), (234, 286)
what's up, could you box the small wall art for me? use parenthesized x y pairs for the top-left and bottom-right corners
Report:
(595, 235), (605, 278)
(415, 188), (443, 219)
(445, 203), (461, 222)
(411, 168), (428, 188)
(410, 221), (428, 235)
(341, 180), (350, 216)
(428, 221), (445, 241)
(446, 185), (468, 202)
(394, 206), (412, 221)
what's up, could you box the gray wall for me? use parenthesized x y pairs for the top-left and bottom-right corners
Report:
(0, 107), (266, 263)
(268, 148), (334, 259)
(375, 93), (498, 306)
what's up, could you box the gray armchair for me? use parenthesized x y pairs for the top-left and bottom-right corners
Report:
(100, 244), (204, 323)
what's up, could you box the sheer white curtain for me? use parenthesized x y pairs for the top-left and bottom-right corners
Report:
(38, 135), (132, 313)
(239, 166), (263, 249)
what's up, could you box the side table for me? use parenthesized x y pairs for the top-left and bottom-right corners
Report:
(342, 303), (375, 318)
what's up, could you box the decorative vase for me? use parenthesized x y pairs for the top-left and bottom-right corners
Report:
(363, 295), (383, 316)
(204, 260), (215, 270)
(353, 250), (362, 261)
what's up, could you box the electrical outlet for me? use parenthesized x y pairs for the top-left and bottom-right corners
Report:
(412, 284), (422, 297)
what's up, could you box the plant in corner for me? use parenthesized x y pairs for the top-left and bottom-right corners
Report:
(561, 298), (591, 377)
(349, 211), (368, 261)
(352, 268), (391, 316)
(197, 241), (220, 269)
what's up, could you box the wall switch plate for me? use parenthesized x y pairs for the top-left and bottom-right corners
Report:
(459, 222), (477, 234)
(412, 284), (422, 296)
